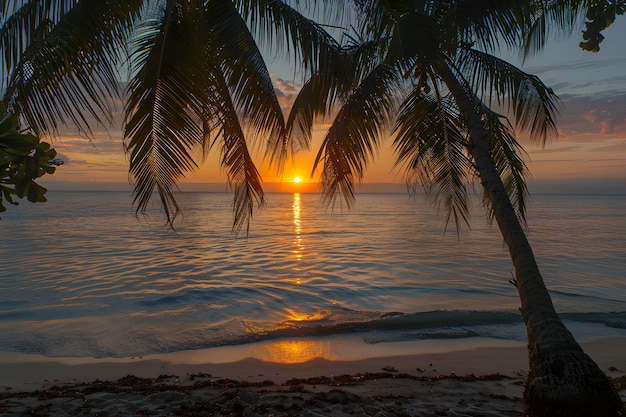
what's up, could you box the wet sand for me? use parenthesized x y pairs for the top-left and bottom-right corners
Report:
(1, 337), (624, 416)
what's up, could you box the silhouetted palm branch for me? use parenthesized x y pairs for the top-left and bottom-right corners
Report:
(241, 0), (345, 75)
(312, 64), (400, 207)
(285, 41), (373, 158)
(480, 106), (529, 223)
(521, 0), (584, 56)
(1, 0), (77, 79)
(393, 88), (472, 230)
(457, 48), (560, 144)
(124, 7), (207, 226)
(2, 0), (141, 136)
(208, 0), (287, 164)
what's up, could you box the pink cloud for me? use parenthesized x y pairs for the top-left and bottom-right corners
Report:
(558, 93), (626, 141)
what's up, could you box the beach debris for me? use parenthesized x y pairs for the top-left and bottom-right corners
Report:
(1, 371), (619, 417)
(612, 375), (626, 391)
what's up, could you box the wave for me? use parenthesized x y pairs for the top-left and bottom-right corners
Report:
(231, 309), (626, 346)
(1, 308), (624, 358)
(128, 309), (626, 356)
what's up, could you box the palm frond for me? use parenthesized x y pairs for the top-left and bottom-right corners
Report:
(2, 0), (141, 136)
(206, 0), (286, 166)
(522, 0), (585, 57)
(352, 0), (401, 40)
(313, 63), (400, 208)
(207, 67), (265, 235)
(216, 113), (265, 236)
(239, 0), (342, 77)
(284, 17), (396, 179)
(342, 30), (394, 85)
(480, 106), (529, 223)
(126, 1), (268, 233)
(284, 72), (332, 156)
(124, 6), (205, 226)
(1, 0), (78, 84)
(457, 48), (560, 144)
(386, 10), (441, 65)
(393, 86), (472, 230)
(451, 0), (532, 51)
(285, 39), (382, 160)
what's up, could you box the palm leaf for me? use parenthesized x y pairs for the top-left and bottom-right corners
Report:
(124, 6), (205, 225)
(457, 48), (560, 144)
(352, 0), (401, 40)
(480, 106), (529, 223)
(206, 0), (286, 166)
(521, 0), (585, 57)
(202, 19), (266, 234)
(393, 86), (472, 230)
(313, 63), (400, 208)
(285, 40), (377, 160)
(237, 0), (347, 171)
(239, 0), (343, 76)
(210, 80), (265, 235)
(449, 0), (532, 51)
(3, 0), (141, 136)
(284, 73), (332, 157)
(126, 1), (271, 233)
(385, 10), (441, 65)
(1, 0), (78, 82)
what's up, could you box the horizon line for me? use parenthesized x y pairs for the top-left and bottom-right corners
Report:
(40, 180), (626, 196)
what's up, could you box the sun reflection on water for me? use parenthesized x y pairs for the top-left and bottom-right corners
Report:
(252, 339), (334, 363)
(292, 192), (303, 264)
(283, 308), (328, 322)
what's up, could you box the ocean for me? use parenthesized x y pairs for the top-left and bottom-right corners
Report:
(0, 191), (624, 359)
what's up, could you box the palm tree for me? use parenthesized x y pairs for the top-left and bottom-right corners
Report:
(1, 0), (342, 232)
(287, 1), (624, 415)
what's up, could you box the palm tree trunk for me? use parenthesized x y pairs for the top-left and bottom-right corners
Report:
(439, 65), (624, 417)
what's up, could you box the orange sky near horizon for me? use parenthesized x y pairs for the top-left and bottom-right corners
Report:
(39, 21), (626, 195)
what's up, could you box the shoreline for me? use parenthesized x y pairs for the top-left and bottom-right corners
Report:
(1, 337), (624, 417)
(2, 336), (624, 391)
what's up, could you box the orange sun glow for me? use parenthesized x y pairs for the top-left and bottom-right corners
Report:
(293, 176), (302, 183)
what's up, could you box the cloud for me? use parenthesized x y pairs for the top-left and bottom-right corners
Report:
(53, 150), (71, 164)
(592, 140), (626, 152)
(273, 77), (302, 113)
(556, 92), (626, 141)
(275, 78), (299, 93)
(526, 143), (581, 154)
(51, 135), (125, 160)
(528, 57), (626, 75)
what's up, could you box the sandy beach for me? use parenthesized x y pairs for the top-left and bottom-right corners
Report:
(1, 336), (624, 416)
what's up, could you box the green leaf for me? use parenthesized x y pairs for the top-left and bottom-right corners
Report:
(0, 105), (56, 217)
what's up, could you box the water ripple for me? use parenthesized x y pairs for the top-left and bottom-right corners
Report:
(1, 192), (624, 357)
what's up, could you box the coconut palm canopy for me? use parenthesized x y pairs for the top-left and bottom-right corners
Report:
(1, 0), (346, 232)
(286, 1), (624, 415)
(294, 0), (559, 229)
(294, 0), (624, 225)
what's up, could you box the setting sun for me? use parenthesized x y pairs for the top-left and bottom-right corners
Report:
(293, 176), (302, 183)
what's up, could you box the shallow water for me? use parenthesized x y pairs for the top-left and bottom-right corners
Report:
(1, 191), (624, 358)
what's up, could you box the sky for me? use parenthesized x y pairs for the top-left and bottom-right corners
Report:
(40, 16), (626, 195)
